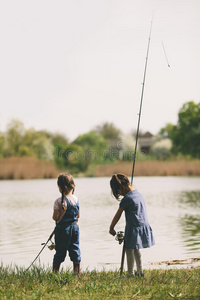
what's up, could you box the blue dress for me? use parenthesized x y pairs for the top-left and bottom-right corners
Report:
(119, 190), (155, 249)
(53, 196), (81, 264)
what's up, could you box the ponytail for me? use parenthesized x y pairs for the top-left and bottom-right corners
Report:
(61, 190), (65, 208)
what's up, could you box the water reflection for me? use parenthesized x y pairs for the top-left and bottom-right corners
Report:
(179, 191), (200, 253)
(179, 191), (200, 208)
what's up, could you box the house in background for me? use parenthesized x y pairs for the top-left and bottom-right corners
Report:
(138, 131), (155, 154)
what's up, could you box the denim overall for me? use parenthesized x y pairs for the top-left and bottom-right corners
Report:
(53, 196), (81, 265)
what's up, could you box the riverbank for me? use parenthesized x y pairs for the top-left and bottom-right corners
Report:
(0, 265), (199, 299)
(0, 157), (200, 179)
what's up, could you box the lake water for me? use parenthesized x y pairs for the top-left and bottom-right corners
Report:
(0, 176), (200, 272)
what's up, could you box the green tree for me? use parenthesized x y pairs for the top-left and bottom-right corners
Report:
(31, 135), (54, 160)
(21, 128), (39, 157)
(5, 119), (25, 156)
(18, 128), (53, 160)
(51, 133), (69, 147)
(95, 122), (122, 161)
(158, 123), (176, 139)
(95, 122), (121, 140)
(39, 131), (69, 147)
(73, 131), (108, 171)
(55, 144), (85, 173)
(0, 132), (5, 158)
(171, 101), (200, 158)
(4, 121), (54, 160)
(37, 131), (69, 166)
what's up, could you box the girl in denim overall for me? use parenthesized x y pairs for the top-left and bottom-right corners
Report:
(52, 173), (81, 275)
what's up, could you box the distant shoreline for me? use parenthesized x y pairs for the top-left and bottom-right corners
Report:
(0, 157), (200, 180)
(94, 160), (200, 177)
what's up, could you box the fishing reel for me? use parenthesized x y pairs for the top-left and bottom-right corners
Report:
(48, 242), (55, 250)
(41, 239), (55, 251)
(115, 231), (124, 244)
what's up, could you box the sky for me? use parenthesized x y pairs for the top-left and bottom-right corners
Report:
(0, 0), (199, 141)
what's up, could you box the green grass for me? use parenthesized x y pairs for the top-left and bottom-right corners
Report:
(0, 265), (200, 299)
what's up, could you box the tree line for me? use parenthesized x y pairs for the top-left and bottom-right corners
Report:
(0, 101), (199, 173)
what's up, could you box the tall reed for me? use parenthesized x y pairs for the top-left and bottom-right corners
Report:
(0, 157), (60, 180)
(94, 160), (200, 177)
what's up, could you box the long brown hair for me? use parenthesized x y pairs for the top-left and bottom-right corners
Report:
(57, 173), (75, 206)
(110, 173), (130, 200)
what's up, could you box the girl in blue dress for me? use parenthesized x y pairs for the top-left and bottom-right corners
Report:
(109, 174), (155, 277)
(52, 173), (81, 275)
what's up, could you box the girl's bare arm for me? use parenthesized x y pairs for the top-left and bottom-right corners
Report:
(109, 207), (124, 236)
(52, 209), (59, 221)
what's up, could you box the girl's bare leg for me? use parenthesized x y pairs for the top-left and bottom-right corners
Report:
(134, 249), (143, 275)
(125, 248), (134, 275)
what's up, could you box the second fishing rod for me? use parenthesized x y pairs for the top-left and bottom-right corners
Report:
(119, 16), (153, 276)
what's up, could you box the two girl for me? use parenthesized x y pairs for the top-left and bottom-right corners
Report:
(52, 172), (154, 277)
(109, 174), (155, 277)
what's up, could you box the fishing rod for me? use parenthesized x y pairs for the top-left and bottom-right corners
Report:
(25, 229), (55, 272)
(120, 16), (153, 276)
(130, 16), (153, 186)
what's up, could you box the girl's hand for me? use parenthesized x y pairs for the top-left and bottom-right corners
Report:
(109, 228), (116, 236)
(62, 205), (67, 211)
(62, 200), (67, 211)
(109, 208), (123, 237)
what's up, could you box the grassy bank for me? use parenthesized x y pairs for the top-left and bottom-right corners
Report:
(94, 160), (200, 177)
(0, 265), (199, 299)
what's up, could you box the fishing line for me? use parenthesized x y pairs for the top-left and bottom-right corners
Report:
(162, 41), (170, 67)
